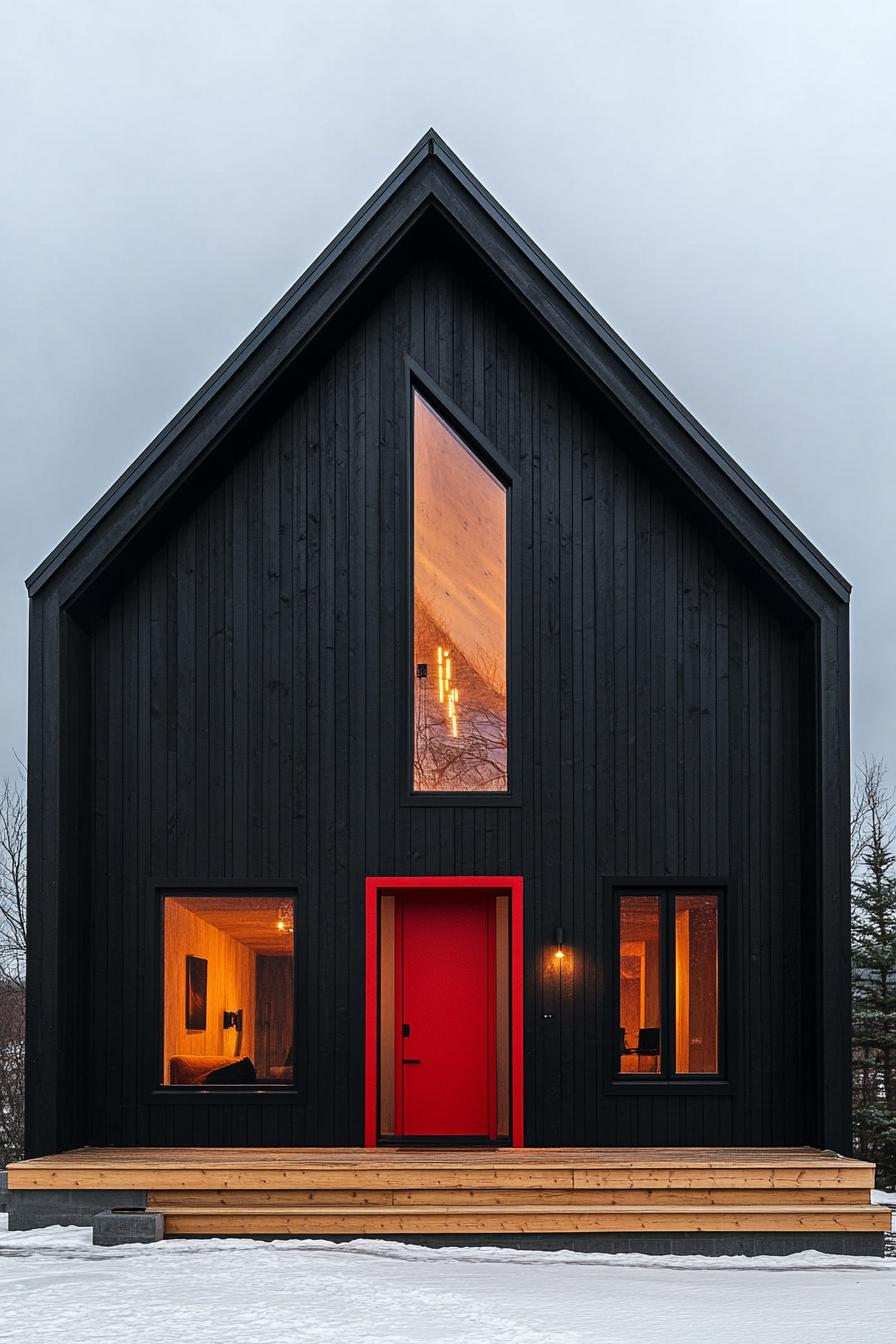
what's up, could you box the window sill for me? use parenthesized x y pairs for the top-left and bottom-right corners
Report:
(605, 1078), (733, 1097)
(147, 1087), (302, 1105)
(402, 791), (521, 808)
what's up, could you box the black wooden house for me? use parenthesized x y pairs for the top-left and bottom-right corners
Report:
(12, 132), (880, 1252)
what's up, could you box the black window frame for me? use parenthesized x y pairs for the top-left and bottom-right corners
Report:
(144, 878), (304, 1104)
(403, 357), (521, 806)
(607, 879), (730, 1089)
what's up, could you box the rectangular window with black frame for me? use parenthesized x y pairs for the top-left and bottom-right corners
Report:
(616, 889), (720, 1078)
(161, 893), (295, 1087)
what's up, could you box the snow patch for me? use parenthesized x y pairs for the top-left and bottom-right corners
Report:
(2, 1218), (895, 1270)
(2, 1217), (896, 1342)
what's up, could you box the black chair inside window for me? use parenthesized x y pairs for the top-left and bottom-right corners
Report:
(635, 1027), (661, 1072)
(619, 1027), (635, 1058)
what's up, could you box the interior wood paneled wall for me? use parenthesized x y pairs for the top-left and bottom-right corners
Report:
(86, 240), (807, 1148)
(255, 957), (293, 1079)
(162, 900), (256, 1078)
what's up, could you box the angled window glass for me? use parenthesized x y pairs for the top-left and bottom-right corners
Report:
(412, 391), (508, 792)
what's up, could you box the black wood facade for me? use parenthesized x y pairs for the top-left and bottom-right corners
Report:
(24, 133), (852, 1157)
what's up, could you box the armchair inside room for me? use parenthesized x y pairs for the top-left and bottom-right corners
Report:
(168, 1055), (256, 1085)
(617, 1027), (661, 1073)
(634, 1027), (660, 1072)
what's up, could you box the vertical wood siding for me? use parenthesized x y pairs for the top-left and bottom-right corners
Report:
(86, 249), (806, 1147)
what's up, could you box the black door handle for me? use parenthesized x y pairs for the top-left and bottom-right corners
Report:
(403, 1058), (421, 1064)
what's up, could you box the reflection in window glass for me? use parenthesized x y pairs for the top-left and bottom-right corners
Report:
(618, 895), (662, 1073)
(162, 895), (294, 1086)
(412, 392), (508, 792)
(675, 894), (718, 1074)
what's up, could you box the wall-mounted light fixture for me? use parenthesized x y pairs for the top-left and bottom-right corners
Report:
(223, 1009), (243, 1031)
(554, 926), (565, 962)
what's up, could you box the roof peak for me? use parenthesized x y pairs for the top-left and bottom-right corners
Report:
(26, 130), (849, 605)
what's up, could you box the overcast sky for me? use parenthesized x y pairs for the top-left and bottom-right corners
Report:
(2, 2), (894, 777)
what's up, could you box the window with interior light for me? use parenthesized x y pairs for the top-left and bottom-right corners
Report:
(411, 390), (508, 793)
(616, 887), (721, 1079)
(161, 893), (295, 1087)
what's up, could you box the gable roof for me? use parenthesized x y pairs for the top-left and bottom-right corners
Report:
(27, 129), (849, 608)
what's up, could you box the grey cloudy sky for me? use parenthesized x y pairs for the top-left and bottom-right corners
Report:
(2, 2), (894, 774)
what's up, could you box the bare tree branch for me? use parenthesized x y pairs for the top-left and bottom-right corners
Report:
(0, 978), (24, 1166)
(851, 756), (894, 877)
(0, 766), (26, 1165)
(0, 770), (26, 985)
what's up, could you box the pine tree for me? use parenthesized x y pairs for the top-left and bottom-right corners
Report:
(852, 758), (896, 1185)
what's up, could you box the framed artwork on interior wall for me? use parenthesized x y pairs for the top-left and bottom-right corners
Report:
(185, 954), (208, 1031)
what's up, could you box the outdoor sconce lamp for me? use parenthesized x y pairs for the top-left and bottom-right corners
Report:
(554, 926), (565, 962)
(223, 1009), (243, 1031)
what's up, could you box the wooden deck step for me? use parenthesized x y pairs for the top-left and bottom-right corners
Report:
(9, 1146), (875, 1193)
(13, 1169), (874, 1192)
(158, 1202), (891, 1237)
(145, 1184), (873, 1208)
(11, 1148), (883, 1241)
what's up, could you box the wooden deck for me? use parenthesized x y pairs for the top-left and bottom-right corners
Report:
(8, 1147), (887, 1239)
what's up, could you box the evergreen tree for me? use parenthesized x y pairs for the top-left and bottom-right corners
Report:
(852, 758), (896, 1185)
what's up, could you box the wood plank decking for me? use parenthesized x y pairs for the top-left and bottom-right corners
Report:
(8, 1147), (887, 1239)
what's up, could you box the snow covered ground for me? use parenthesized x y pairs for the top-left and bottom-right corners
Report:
(2, 1213), (896, 1343)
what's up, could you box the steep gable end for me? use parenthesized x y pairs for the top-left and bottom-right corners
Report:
(26, 130), (848, 613)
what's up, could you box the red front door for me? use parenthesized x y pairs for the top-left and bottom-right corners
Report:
(397, 891), (495, 1138)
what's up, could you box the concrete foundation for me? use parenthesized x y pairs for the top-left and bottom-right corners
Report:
(7, 1187), (148, 1231)
(240, 1230), (886, 1257)
(93, 1210), (164, 1246)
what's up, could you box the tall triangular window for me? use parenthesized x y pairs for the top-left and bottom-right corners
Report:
(412, 391), (508, 792)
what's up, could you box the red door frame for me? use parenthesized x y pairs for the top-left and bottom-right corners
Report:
(365, 876), (524, 1148)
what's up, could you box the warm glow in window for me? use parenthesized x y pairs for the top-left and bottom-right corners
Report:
(412, 392), (507, 792)
(675, 894), (718, 1074)
(617, 890), (720, 1078)
(618, 895), (662, 1073)
(162, 895), (294, 1086)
